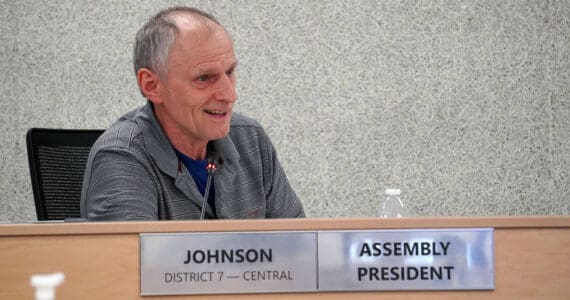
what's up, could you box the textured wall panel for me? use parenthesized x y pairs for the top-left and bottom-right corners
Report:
(0, 0), (568, 222)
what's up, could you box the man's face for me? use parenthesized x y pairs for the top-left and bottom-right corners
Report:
(155, 23), (237, 147)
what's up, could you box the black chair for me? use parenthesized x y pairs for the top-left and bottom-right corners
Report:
(26, 128), (104, 221)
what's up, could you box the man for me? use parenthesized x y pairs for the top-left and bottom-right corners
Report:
(80, 7), (305, 220)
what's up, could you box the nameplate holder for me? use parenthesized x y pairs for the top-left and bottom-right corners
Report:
(140, 228), (493, 295)
(318, 228), (494, 291)
(140, 231), (317, 296)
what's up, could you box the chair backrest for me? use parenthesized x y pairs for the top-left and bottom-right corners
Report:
(26, 128), (104, 221)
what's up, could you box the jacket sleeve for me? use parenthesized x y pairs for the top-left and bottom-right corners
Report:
(262, 131), (306, 218)
(80, 148), (160, 221)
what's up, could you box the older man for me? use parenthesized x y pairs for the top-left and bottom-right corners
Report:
(80, 7), (305, 220)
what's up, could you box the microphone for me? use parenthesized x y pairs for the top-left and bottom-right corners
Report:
(200, 152), (218, 220)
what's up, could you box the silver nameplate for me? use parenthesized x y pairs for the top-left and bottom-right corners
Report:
(318, 228), (494, 291)
(140, 232), (317, 295)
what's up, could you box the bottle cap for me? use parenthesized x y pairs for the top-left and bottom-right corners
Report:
(385, 188), (401, 196)
(31, 272), (64, 300)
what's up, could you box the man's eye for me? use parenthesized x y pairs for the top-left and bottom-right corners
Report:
(226, 69), (234, 76)
(198, 75), (209, 82)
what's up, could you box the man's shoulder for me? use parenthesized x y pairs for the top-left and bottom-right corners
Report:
(92, 106), (147, 151)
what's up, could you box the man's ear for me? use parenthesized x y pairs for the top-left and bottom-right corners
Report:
(137, 68), (164, 104)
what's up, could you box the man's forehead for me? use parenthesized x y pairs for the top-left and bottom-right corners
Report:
(168, 30), (236, 72)
(192, 58), (238, 72)
(166, 14), (235, 69)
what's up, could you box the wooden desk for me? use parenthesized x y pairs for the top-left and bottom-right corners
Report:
(1, 216), (569, 299)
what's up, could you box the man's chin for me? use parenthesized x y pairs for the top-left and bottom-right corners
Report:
(208, 128), (230, 141)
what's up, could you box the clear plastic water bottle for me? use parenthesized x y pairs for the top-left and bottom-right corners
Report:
(379, 188), (408, 218)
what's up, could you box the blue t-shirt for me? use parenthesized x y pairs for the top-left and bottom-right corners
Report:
(174, 149), (216, 215)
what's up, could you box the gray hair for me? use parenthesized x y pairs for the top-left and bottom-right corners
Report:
(133, 7), (220, 79)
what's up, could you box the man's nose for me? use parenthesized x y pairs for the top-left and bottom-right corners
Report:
(214, 74), (237, 102)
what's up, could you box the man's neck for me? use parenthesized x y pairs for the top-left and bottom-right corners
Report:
(153, 106), (208, 160)
(173, 141), (208, 160)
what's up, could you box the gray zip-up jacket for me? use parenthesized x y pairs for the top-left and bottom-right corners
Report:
(80, 102), (305, 220)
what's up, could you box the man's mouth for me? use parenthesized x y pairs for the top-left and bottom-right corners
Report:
(204, 109), (228, 116)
